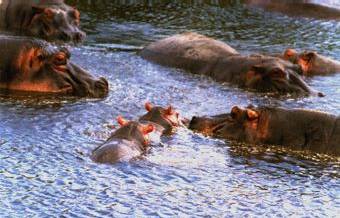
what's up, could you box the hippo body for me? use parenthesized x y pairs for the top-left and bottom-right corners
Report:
(189, 106), (340, 155)
(91, 120), (154, 164)
(0, 35), (108, 97)
(0, 0), (85, 42)
(141, 33), (320, 96)
(282, 49), (340, 75)
(245, 0), (340, 20)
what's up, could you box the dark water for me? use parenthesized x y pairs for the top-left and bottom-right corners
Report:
(0, 1), (340, 217)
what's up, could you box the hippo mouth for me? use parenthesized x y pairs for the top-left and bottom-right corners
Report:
(189, 115), (231, 136)
(49, 63), (108, 98)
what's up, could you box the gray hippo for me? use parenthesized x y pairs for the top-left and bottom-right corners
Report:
(245, 0), (340, 20)
(0, 0), (85, 42)
(91, 117), (155, 164)
(282, 49), (340, 75)
(189, 105), (340, 156)
(140, 32), (322, 96)
(0, 35), (108, 97)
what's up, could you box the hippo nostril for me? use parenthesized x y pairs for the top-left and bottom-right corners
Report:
(73, 32), (85, 43)
(93, 77), (109, 97)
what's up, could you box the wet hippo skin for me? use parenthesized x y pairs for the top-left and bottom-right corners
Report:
(141, 32), (322, 96)
(139, 102), (184, 135)
(282, 49), (340, 75)
(189, 106), (340, 156)
(245, 0), (340, 20)
(0, 0), (85, 42)
(91, 117), (154, 164)
(0, 35), (108, 97)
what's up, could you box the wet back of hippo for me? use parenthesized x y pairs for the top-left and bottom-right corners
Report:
(263, 108), (339, 155)
(0, 0), (9, 28)
(140, 32), (239, 73)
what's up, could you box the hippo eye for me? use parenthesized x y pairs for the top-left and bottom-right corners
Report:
(37, 54), (45, 62)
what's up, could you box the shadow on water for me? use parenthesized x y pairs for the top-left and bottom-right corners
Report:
(0, 1), (339, 217)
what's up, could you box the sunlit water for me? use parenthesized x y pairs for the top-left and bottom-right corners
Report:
(0, 1), (339, 217)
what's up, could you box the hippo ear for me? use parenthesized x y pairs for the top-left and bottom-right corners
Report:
(117, 116), (129, 126)
(145, 102), (153, 112)
(301, 51), (316, 61)
(246, 109), (259, 121)
(32, 6), (54, 18)
(142, 124), (154, 134)
(165, 106), (174, 115)
(284, 48), (297, 58)
(230, 106), (242, 119)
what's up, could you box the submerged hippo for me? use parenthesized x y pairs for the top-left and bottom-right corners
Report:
(139, 102), (184, 135)
(0, 36), (108, 97)
(140, 32), (321, 96)
(0, 0), (85, 42)
(91, 117), (155, 164)
(245, 0), (340, 20)
(282, 49), (340, 75)
(189, 106), (340, 156)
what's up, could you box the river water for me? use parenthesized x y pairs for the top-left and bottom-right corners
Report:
(0, 1), (339, 217)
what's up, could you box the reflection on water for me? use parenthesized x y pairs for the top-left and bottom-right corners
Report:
(0, 1), (339, 217)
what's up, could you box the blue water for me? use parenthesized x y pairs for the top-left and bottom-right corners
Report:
(0, 1), (339, 217)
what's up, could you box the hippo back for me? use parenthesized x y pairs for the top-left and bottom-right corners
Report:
(140, 32), (239, 73)
(329, 118), (340, 155)
(91, 139), (143, 163)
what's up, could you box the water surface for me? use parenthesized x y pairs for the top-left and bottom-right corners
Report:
(0, 1), (339, 217)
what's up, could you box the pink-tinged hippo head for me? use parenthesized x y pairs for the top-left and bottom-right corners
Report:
(0, 37), (108, 97)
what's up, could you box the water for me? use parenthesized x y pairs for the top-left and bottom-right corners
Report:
(0, 1), (339, 217)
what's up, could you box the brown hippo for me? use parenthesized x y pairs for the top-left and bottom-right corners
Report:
(0, 36), (108, 97)
(189, 106), (340, 156)
(140, 32), (322, 96)
(139, 102), (184, 135)
(245, 0), (340, 20)
(0, 0), (85, 42)
(91, 117), (155, 164)
(282, 49), (340, 76)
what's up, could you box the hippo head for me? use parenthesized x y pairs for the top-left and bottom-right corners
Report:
(244, 59), (321, 96)
(139, 102), (182, 134)
(189, 106), (262, 142)
(112, 116), (155, 145)
(1, 40), (108, 97)
(28, 4), (85, 42)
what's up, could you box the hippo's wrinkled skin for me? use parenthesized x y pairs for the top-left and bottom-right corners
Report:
(0, 36), (108, 97)
(189, 106), (340, 156)
(91, 117), (154, 164)
(245, 0), (340, 20)
(139, 102), (184, 135)
(140, 32), (321, 96)
(0, 0), (85, 42)
(282, 49), (340, 75)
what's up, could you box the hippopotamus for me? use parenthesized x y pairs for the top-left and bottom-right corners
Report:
(245, 0), (340, 20)
(0, 36), (108, 97)
(0, 0), (85, 42)
(139, 102), (184, 135)
(189, 106), (340, 156)
(91, 117), (155, 164)
(282, 49), (340, 75)
(140, 32), (322, 96)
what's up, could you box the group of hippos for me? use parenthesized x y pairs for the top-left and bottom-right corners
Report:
(0, 0), (339, 163)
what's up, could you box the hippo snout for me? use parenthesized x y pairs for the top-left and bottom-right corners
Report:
(73, 31), (86, 43)
(189, 116), (199, 129)
(93, 77), (109, 98)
